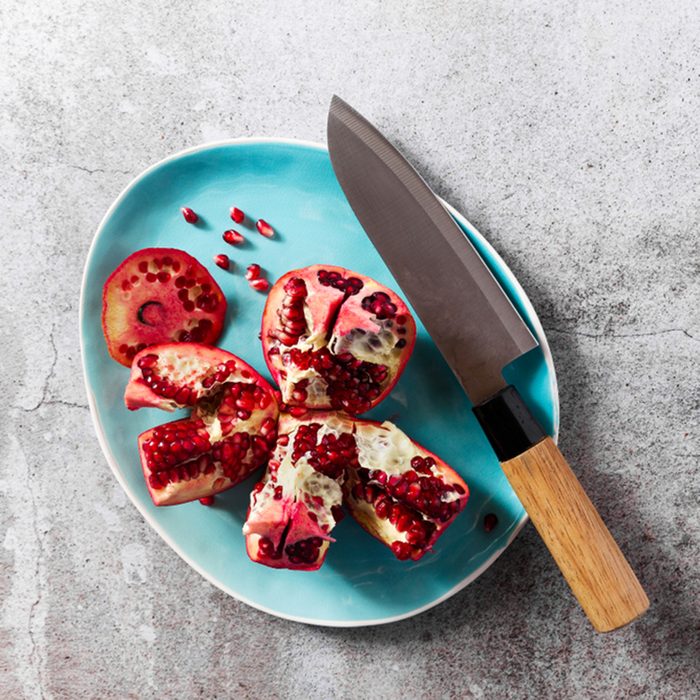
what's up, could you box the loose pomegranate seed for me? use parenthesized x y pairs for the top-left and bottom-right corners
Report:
(250, 278), (269, 292)
(181, 207), (198, 223)
(256, 219), (274, 238)
(245, 263), (261, 280)
(230, 206), (245, 223)
(199, 496), (214, 506)
(223, 229), (244, 245)
(483, 513), (498, 533)
(214, 254), (230, 270)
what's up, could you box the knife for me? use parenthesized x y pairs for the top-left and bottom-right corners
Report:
(327, 95), (649, 632)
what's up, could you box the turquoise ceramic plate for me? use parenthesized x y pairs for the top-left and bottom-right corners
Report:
(80, 138), (558, 626)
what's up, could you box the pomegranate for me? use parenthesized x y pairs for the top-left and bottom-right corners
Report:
(244, 411), (468, 569)
(244, 412), (353, 570)
(130, 344), (279, 506)
(102, 248), (226, 366)
(124, 343), (274, 412)
(261, 265), (416, 415)
(343, 417), (469, 561)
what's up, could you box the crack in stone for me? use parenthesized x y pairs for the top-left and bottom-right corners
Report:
(26, 441), (46, 699)
(68, 164), (132, 176)
(16, 328), (59, 412)
(10, 400), (88, 412)
(545, 327), (697, 342)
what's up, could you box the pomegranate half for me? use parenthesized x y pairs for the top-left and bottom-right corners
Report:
(128, 343), (279, 506)
(244, 411), (469, 569)
(261, 265), (416, 415)
(102, 248), (226, 366)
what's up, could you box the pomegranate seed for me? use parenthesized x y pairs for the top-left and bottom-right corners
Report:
(250, 278), (269, 292)
(214, 254), (230, 270)
(256, 219), (274, 238)
(223, 229), (244, 245)
(483, 513), (498, 533)
(230, 206), (245, 223)
(181, 207), (198, 223)
(245, 263), (261, 280)
(391, 541), (413, 561)
(199, 496), (214, 506)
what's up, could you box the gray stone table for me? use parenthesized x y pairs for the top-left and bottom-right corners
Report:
(2, 1), (698, 697)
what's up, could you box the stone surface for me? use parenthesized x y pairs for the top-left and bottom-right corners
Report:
(2, 0), (699, 698)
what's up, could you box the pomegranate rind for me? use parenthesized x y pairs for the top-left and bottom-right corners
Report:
(102, 247), (226, 366)
(261, 264), (416, 415)
(124, 342), (273, 412)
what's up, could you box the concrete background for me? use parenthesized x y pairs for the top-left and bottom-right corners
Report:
(2, 1), (698, 697)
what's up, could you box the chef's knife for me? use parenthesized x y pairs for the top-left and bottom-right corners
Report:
(327, 95), (649, 632)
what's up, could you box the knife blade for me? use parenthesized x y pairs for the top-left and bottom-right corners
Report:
(327, 95), (536, 407)
(327, 95), (648, 633)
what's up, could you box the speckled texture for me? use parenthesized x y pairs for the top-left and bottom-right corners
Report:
(2, 0), (698, 697)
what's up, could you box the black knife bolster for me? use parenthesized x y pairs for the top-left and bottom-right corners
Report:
(472, 385), (547, 461)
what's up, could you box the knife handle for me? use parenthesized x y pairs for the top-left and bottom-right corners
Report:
(474, 386), (649, 633)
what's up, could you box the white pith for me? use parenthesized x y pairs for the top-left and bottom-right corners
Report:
(328, 325), (402, 371)
(246, 420), (348, 536)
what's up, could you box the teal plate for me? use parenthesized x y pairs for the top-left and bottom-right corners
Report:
(80, 138), (558, 626)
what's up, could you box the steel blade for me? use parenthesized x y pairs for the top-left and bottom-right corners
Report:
(327, 95), (537, 405)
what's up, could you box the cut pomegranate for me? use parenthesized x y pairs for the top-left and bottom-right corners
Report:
(244, 411), (468, 568)
(256, 219), (274, 238)
(131, 343), (279, 506)
(102, 248), (226, 366)
(343, 417), (469, 561)
(244, 412), (354, 570)
(261, 265), (416, 415)
(230, 207), (245, 224)
(214, 254), (230, 270)
(223, 230), (244, 245)
(125, 343), (274, 412)
(181, 207), (198, 223)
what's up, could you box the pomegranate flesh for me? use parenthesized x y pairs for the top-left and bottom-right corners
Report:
(244, 412), (355, 570)
(262, 265), (416, 415)
(102, 248), (226, 366)
(244, 411), (468, 568)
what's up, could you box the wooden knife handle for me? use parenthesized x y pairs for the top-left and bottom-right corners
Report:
(474, 387), (649, 632)
(502, 436), (649, 632)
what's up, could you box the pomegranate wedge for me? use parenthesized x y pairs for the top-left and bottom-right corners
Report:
(244, 412), (353, 570)
(128, 343), (279, 506)
(125, 343), (273, 412)
(344, 418), (469, 561)
(262, 265), (416, 415)
(102, 248), (226, 366)
(244, 411), (468, 568)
